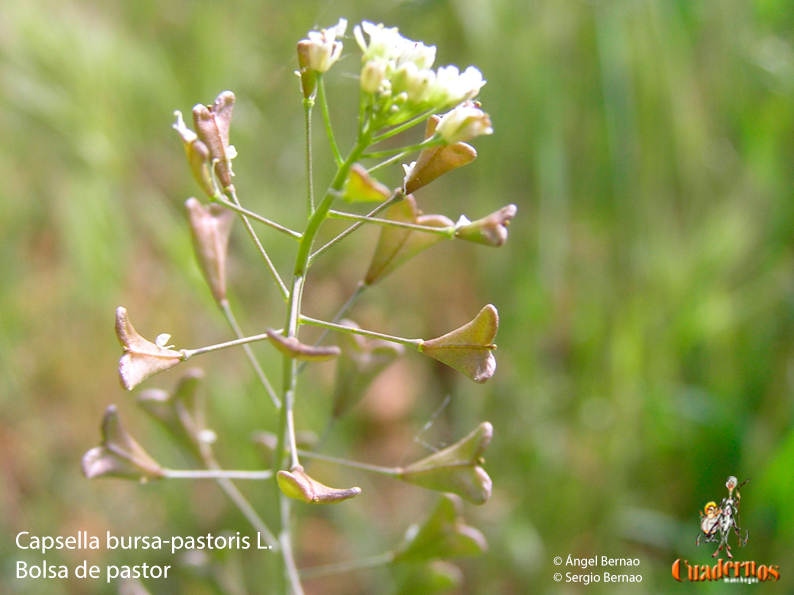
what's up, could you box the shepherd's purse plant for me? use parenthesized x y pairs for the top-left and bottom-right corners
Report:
(83, 18), (516, 595)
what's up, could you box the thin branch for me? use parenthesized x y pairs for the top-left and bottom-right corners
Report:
(317, 74), (343, 167)
(367, 150), (411, 175)
(304, 98), (316, 216)
(226, 186), (289, 300)
(204, 456), (279, 550)
(370, 109), (436, 144)
(216, 195), (302, 240)
(299, 315), (421, 348)
(296, 450), (400, 476)
(163, 469), (273, 479)
(309, 192), (404, 264)
(328, 210), (455, 236)
(299, 552), (395, 581)
(220, 300), (280, 409)
(361, 137), (442, 160)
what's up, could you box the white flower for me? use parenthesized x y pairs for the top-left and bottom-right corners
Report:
(429, 66), (486, 109)
(303, 18), (347, 73)
(354, 21), (410, 61)
(361, 59), (388, 94)
(436, 103), (493, 144)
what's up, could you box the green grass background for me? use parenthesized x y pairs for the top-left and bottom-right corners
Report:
(1, 0), (794, 593)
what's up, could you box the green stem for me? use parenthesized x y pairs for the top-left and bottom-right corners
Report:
(309, 191), (404, 265)
(297, 449), (400, 476)
(328, 210), (455, 236)
(371, 109), (437, 144)
(226, 186), (289, 300)
(181, 332), (272, 359)
(220, 300), (280, 409)
(317, 74), (343, 167)
(299, 552), (395, 581)
(361, 137), (443, 160)
(367, 150), (411, 175)
(300, 315), (422, 348)
(304, 98), (315, 216)
(216, 196), (301, 240)
(163, 469), (273, 479)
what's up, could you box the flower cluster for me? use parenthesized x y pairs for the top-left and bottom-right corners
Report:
(353, 21), (486, 127)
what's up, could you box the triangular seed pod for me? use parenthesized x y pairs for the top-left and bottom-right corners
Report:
(265, 329), (341, 362)
(185, 198), (235, 305)
(116, 307), (183, 390)
(277, 465), (361, 504)
(404, 116), (477, 195)
(393, 494), (488, 563)
(82, 405), (164, 481)
(397, 422), (493, 505)
(454, 205), (517, 247)
(364, 195), (454, 285)
(418, 305), (498, 383)
(193, 91), (236, 189)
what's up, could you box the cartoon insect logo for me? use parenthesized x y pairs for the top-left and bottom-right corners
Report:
(696, 476), (749, 559)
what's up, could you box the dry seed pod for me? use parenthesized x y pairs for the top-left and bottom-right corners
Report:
(116, 307), (183, 390)
(364, 195), (454, 285)
(454, 204), (517, 247)
(419, 305), (498, 383)
(82, 405), (164, 481)
(193, 91), (236, 189)
(397, 422), (493, 505)
(403, 115), (477, 195)
(265, 329), (341, 362)
(173, 112), (215, 198)
(185, 198), (234, 305)
(277, 465), (361, 504)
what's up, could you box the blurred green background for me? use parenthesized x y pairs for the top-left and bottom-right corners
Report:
(2, 0), (794, 593)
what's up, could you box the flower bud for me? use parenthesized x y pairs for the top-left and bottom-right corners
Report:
(173, 111), (215, 197)
(361, 59), (387, 94)
(418, 305), (498, 383)
(364, 195), (454, 285)
(393, 494), (487, 563)
(137, 368), (207, 460)
(265, 329), (341, 362)
(82, 405), (164, 481)
(185, 198), (234, 305)
(300, 18), (347, 73)
(404, 115), (477, 194)
(454, 204), (517, 247)
(277, 465), (361, 504)
(193, 91), (236, 189)
(296, 40), (317, 99)
(116, 307), (183, 390)
(436, 103), (493, 144)
(397, 422), (493, 504)
(343, 164), (392, 203)
(332, 319), (404, 418)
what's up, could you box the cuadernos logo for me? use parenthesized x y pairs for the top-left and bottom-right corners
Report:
(672, 476), (779, 584)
